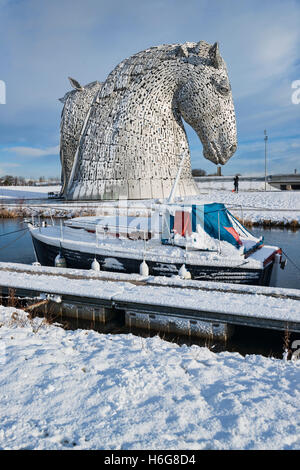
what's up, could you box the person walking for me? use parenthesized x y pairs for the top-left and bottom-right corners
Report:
(234, 175), (239, 193)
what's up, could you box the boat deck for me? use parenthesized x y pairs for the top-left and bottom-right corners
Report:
(30, 224), (276, 268)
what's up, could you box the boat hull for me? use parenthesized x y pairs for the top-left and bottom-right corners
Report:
(31, 234), (274, 286)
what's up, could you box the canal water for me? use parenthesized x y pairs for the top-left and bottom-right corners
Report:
(0, 218), (299, 289)
(0, 218), (36, 265)
(251, 226), (300, 290)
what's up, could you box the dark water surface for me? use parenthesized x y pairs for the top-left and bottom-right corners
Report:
(0, 218), (36, 264)
(251, 226), (300, 290)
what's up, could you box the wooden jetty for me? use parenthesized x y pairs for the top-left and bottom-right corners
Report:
(0, 262), (299, 340)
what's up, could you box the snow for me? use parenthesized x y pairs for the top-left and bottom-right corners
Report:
(0, 183), (298, 228)
(2, 261), (299, 297)
(199, 190), (300, 210)
(191, 190), (300, 225)
(110, 284), (300, 323)
(103, 257), (126, 271)
(195, 178), (279, 192)
(0, 305), (299, 450)
(0, 185), (61, 199)
(30, 224), (274, 269)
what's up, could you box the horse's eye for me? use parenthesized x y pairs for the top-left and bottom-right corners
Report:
(210, 76), (231, 96)
(217, 83), (231, 96)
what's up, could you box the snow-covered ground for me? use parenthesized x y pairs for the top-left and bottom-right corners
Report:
(0, 184), (299, 226)
(196, 188), (300, 211)
(193, 190), (300, 226)
(0, 185), (61, 199)
(0, 305), (299, 450)
(195, 179), (278, 192)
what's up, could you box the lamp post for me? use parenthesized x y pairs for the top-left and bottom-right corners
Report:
(264, 129), (268, 191)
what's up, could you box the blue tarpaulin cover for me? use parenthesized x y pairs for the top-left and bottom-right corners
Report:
(162, 203), (243, 248)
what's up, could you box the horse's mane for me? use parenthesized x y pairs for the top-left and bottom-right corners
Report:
(99, 41), (214, 99)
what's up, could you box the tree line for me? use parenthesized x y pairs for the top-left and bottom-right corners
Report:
(0, 175), (60, 186)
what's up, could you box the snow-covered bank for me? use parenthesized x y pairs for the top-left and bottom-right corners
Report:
(194, 190), (300, 227)
(0, 185), (299, 228)
(0, 306), (299, 450)
(197, 188), (300, 211)
(0, 185), (61, 199)
(195, 178), (278, 192)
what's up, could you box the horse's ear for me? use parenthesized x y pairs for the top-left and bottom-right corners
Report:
(195, 40), (207, 55)
(209, 42), (222, 69)
(68, 77), (84, 91)
(174, 45), (189, 58)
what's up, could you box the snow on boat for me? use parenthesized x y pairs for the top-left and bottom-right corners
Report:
(28, 202), (285, 286)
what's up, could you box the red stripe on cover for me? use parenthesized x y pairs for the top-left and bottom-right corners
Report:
(224, 226), (243, 245)
(174, 211), (192, 236)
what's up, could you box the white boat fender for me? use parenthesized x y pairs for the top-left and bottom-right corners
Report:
(280, 257), (287, 270)
(54, 252), (67, 268)
(39, 293), (62, 304)
(91, 257), (100, 271)
(179, 264), (191, 280)
(47, 294), (62, 304)
(140, 260), (149, 276)
(270, 253), (281, 287)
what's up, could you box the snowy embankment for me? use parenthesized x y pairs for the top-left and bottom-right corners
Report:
(0, 305), (299, 450)
(0, 184), (299, 227)
(0, 185), (61, 199)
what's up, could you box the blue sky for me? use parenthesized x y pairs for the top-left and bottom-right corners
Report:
(0, 0), (299, 178)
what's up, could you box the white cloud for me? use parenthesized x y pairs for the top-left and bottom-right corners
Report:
(3, 145), (59, 158)
(2, 162), (20, 168)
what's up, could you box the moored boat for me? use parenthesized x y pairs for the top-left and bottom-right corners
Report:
(28, 201), (285, 286)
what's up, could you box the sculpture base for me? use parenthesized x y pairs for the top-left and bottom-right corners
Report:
(65, 178), (199, 201)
